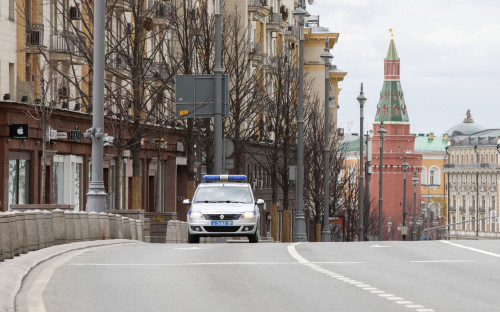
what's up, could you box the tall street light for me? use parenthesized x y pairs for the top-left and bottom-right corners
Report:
(401, 154), (409, 241)
(85, 0), (106, 212)
(213, 0), (223, 174)
(377, 121), (387, 240)
(292, 1), (307, 242)
(411, 169), (419, 241)
(320, 38), (333, 242)
(357, 83), (366, 241)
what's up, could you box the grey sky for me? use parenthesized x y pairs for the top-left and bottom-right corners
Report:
(307, 0), (500, 136)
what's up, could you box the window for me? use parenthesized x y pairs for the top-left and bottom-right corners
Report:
(8, 154), (31, 210)
(53, 155), (84, 211)
(429, 166), (440, 185)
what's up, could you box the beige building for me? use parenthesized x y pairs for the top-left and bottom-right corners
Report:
(445, 129), (500, 238)
(0, 0), (17, 100)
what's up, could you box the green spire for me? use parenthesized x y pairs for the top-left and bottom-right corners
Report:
(386, 30), (399, 60)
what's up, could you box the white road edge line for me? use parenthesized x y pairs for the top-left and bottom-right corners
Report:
(287, 243), (434, 312)
(440, 240), (500, 258)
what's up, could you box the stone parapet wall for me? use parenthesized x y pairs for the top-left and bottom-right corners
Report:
(0, 209), (148, 262)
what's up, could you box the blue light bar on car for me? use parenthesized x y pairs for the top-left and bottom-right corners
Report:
(202, 175), (247, 181)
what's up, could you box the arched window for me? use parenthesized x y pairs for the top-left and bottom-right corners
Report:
(383, 105), (388, 115)
(429, 166), (441, 186)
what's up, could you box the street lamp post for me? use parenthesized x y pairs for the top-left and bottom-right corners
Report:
(86, 0), (107, 212)
(377, 121), (387, 240)
(401, 154), (409, 241)
(357, 83), (366, 241)
(387, 217), (392, 240)
(214, 0), (223, 174)
(292, 1), (307, 242)
(320, 38), (333, 242)
(411, 169), (419, 241)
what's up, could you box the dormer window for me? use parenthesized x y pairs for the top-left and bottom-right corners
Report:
(383, 105), (388, 115)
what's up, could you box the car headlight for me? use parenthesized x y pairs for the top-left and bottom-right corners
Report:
(241, 211), (256, 219)
(189, 211), (204, 219)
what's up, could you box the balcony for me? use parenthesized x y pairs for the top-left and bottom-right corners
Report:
(459, 206), (465, 213)
(266, 13), (283, 32)
(149, 62), (171, 87)
(25, 24), (45, 53)
(108, 0), (132, 12)
(250, 42), (263, 66)
(285, 26), (298, 42)
(444, 163), (498, 172)
(148, 0), (173, 25)
(469, 206), (475, 213)
(50, 31), (86, 64)
(106, 54), (130, 73)
(479, 206), (485, 213)
(248, 0), (262, 12)
(449, 206), (455, 212)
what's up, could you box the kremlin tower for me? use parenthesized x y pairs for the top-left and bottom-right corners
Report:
(370, 30), (422, 240)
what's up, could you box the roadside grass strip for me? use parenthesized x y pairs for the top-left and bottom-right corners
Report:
(287, 243), (435, 312)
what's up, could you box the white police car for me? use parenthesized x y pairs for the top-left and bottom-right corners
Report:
(184, 175), (264, 243)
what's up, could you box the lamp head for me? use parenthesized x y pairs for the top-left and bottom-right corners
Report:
(320, 39), (333, 66)
(402, 160), (409, 172)
(378, 123), (387, 138)
(411, 169), (419, 186)
(357, 82), (367, 107)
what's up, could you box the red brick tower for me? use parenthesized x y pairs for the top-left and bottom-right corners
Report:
(370, 31), (422, 240)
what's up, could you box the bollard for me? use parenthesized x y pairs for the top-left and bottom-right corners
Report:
(165, 220), (175, 243)
(108, 214), (116, 239)
(43, 211), (55, 247)
(122, 217), (131, 239)
(64, 211), (75, 243)
(98, 212), (110, 240)
(34, 210), (46, 249)
(73, 212), (82, 242)
(174, 221), (182, 243)
(0, 213), (12, 259)
(80, 212), (90, 241)
(143, 218), (150, 243)
(116, 215), (123, 239)
(8, 212), (20, 256)
(136, 220), (144, 242)
(24, 210), (40, 251)
(130, 219), (137, 240)
(51, 209), (67, 245)
(88, 212), (100, 240)
(16, 212), (29, 254)
(181, 222), (188, 243)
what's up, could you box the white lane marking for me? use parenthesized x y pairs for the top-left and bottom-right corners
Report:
(68, 261), (360, 266)
(368, 244), (392, 248)
(287, 243), (434, 312)
(411, 260), (476, 263)
(441, 240), (500, 258)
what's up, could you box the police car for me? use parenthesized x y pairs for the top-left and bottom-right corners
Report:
(184, 175), (264, 243)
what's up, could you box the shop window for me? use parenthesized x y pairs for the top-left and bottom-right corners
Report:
(53, 155), (83, 211)
(8, 154), (31, 210)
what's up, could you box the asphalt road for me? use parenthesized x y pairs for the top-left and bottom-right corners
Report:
(16, 240), (500, 312)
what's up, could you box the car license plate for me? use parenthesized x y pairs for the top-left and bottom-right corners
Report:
(211, 221), (233, 226)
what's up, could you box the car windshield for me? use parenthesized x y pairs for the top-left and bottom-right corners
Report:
(193, 186), (253, 204)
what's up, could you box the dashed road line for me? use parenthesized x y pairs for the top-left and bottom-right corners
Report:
(287, 243), (435, 312)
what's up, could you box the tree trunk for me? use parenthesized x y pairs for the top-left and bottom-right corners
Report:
(40, 112), (46, 204)
(282, 209), (291, 242)
(131, 140), (142, 210)
(116, 153), (123, 210)
(155, 147), (162, 212)
(271, 203), (278, 241)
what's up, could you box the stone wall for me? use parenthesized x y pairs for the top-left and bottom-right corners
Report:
(0, 209), (148, 262)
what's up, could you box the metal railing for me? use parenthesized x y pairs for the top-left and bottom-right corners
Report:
(444, 163), (498, 170)
(51, 31), (86, 56)
(285, 26), (298, 38)
(267, 13), (282, 26)
(148, 0), (173, 18)
(248, 0), (262, 7)
(26, 24), (44, 46)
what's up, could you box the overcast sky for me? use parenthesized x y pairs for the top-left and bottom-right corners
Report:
(307, 0), (500, 137)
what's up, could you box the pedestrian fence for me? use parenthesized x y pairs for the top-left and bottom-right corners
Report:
(0, 209), (146, 262)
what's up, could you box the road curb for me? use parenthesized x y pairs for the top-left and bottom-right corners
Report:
(0, 239), (140, 312)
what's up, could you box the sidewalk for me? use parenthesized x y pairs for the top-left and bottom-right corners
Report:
(0, 239), (140, 312)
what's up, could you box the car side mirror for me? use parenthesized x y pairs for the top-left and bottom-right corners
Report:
(183, 199), (191, 205)
(256, 199), (264, 205)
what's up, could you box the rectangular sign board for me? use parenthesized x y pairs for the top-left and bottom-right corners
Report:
(9, 124), (29, 139)
(175, 74), (229, 118)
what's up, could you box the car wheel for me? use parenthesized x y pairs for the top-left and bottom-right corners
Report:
(248, 226), (259, 243)
(188, 233), (200, 244)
